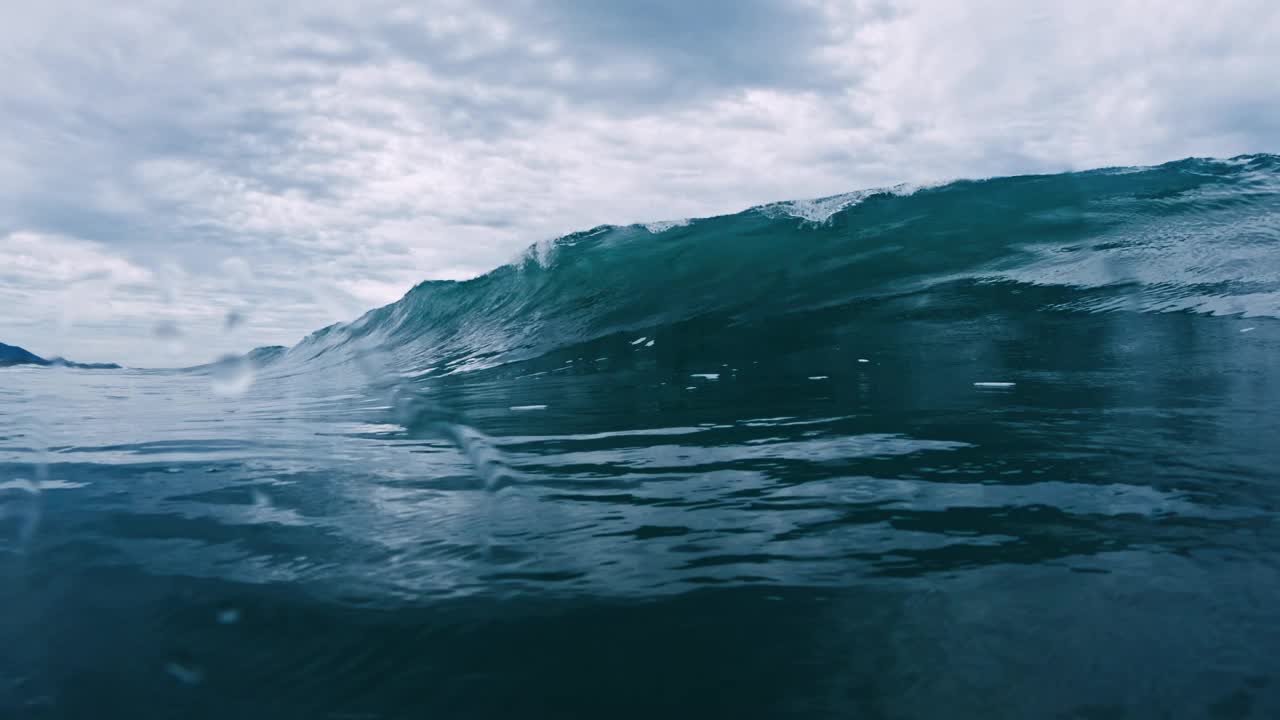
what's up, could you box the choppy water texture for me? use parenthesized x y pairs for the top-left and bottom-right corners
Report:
(3, 156), (1280, 719)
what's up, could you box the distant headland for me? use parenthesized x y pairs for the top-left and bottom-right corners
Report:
(0, 341), (121, 369)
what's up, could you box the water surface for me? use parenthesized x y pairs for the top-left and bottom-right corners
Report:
(3, 156), (1280, 718)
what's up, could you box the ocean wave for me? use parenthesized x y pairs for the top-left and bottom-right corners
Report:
(275, 154), (1279, 378)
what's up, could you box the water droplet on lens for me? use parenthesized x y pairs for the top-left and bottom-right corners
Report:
(0, 479), (41, 553)
(153, 320), (182, 339)
(153, 319), (187, 356)
(211, 356), (255, 397)
(164, 658), (204, 686)
(224, 309), (246, 330)
(441, 424), (518, 492)
(216, 605), (241, 625)
(390, 388), (433, 428)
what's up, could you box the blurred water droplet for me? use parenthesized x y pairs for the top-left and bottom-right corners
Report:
(153, 319), (182, 339)
(390, 388), (433, 429)
(164, 656), (204, 686)
(154, 319), (187, 357)
(224, 309), (246, 331)
(442, 424), (518, 492)
(216, 605), (241, 625)
(211, 356), (255, 397)
(0, 479), (40, 553)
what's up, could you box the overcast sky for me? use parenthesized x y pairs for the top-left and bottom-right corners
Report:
(2, 0), (1277, 366)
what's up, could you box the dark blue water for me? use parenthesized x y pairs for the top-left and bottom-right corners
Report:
(3, 156), (1280, 718)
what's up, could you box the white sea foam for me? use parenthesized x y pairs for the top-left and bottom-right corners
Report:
(641, 218), (692, 234)
(757, 182), (943, 224)
(0, 479), (86, 490)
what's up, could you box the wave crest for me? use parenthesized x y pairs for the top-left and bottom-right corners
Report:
(283, 155), (1280, 377)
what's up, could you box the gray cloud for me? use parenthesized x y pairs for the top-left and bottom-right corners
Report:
(0, 0), (1277, 366)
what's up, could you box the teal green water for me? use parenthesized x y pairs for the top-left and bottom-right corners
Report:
(2, 156), (1280, 718)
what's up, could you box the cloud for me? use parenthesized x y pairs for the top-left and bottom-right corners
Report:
(0, 232), (152, 287)
(0, 0), (1276, 365)
(0, 231), (343, 366)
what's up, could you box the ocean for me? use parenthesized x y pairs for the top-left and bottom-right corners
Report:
(2, 155), (1279, 718)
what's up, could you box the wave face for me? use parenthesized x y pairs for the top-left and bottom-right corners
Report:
(5, 155), (1280, 718)
(288, 154), (1280, 377)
